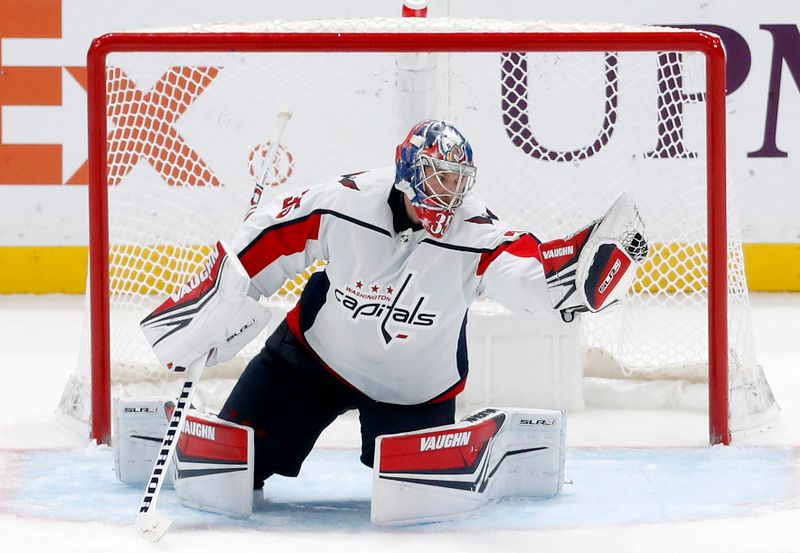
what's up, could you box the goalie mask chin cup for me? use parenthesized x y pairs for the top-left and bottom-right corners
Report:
(394, 119), (476, 238)
(411, 203), (455, 239)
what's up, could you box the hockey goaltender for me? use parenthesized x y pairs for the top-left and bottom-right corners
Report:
(118, 119), (649, 535)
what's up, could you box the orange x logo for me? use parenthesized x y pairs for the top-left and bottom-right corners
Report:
(106, 66), (221, 187)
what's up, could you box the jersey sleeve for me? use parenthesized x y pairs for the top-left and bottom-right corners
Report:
(475, 230), (553, 315)
(231, 186), (330, 298)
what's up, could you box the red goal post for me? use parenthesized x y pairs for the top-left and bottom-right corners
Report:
(76, 20), (768, 446)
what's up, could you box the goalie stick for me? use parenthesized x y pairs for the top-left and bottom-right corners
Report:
(134, 354), (208, 542)
(134, 114), (286, 540)
(245, 109), (293, 220)
(135, 239), (266, 540)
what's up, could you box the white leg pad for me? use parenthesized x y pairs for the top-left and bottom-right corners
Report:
(371, 407), (566, 525)
(113, 397), (175, 488)
(492, 410), (566, 498)
(174, 410), (254, 518)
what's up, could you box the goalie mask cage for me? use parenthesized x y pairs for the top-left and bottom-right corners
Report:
(61, 18), (777, 446)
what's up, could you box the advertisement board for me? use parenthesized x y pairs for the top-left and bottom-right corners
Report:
(0, 0), (797, 291)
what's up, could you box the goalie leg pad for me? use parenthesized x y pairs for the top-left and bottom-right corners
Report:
(371, 407), (566, 525)
(494, 409), (566, 498)
(174, 410), (254, 518)
(113, 397), (175, 488)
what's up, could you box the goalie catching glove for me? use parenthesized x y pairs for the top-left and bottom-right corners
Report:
(140, 241), (271, 371)
(540, 193), (649, 322)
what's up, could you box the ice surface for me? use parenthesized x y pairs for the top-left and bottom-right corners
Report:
(0, 293), (799, 553)
(6, 446), (795, 530)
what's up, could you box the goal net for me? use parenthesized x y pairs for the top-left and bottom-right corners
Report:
(58, 18), (777, 445)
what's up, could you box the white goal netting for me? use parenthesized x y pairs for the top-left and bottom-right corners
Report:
(58, 18), (777, 441)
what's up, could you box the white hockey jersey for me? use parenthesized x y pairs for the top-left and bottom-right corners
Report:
(232, 168), (554, 405)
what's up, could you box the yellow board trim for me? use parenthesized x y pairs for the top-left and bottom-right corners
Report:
(0, 244), (798, 294)
(0, 246), (88, 294)
(742, 243), (800, 292)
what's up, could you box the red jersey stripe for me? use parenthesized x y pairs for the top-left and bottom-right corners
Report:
(239, 214), (322, 277)
(476, 233), (541, 276)
(427, 377), (466, 404)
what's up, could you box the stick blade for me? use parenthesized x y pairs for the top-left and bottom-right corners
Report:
(135, 511), (173, 542)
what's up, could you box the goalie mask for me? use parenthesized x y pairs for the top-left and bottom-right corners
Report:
(394, 120), (477, 238)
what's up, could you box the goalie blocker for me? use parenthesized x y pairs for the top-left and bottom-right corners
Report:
(139, 240), (271, 372)
(540, 193), (649, 322)
(372, 407), (566, 525)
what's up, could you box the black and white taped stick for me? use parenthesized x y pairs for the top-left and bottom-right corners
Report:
(134, 354), (207, 542)
(245, 109), (293, 220)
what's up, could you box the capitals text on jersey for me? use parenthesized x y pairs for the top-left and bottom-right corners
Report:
(333, 272), (438, 346)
